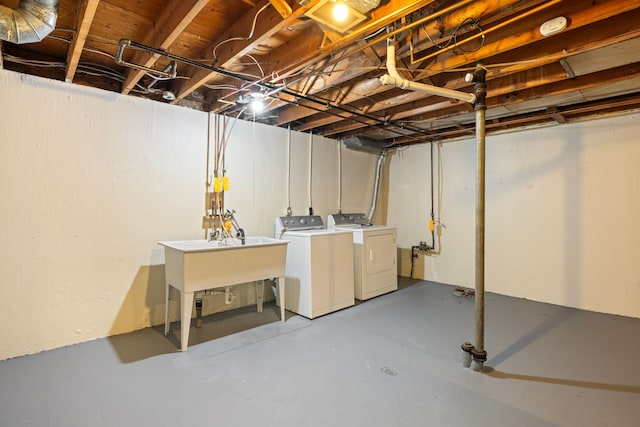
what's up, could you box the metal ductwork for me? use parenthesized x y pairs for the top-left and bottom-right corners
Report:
(0, 0), (58, 44)
(367, 149), (387, 224)
(343, 136), (387, 155)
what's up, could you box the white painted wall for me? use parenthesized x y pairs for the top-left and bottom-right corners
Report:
(0, 70), (378, 360)
(388, 114), (640, 318)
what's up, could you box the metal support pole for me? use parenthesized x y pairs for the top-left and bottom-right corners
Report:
(471, 63), (488, 372)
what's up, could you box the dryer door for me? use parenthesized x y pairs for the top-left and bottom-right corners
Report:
(365, 233), (396, 274)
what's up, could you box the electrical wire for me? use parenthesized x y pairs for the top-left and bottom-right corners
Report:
(245, 54), (265, 78)
(212, 2), (271, 62)
(411, 17), (485, 64)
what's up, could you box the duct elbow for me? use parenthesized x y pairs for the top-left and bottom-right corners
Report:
(0, 0), (58, 44)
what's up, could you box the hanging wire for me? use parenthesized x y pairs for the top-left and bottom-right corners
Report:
(245, 54), (265, 78)
(411, 16), (485, 64)
(453, 18), (485, 53)
(212, 2), (272, 62)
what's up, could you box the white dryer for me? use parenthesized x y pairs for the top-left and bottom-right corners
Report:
(328, 213), (397, 300)
(275, 215), (354, 319)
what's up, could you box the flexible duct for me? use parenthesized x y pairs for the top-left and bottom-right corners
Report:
(367, 149), (387, 224)
(379, 38), (476, 104)
(0, 0), (58, 44)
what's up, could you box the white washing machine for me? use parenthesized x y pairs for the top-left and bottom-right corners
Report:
(275, 215), (355, 319)
(328, 213), (397, 300)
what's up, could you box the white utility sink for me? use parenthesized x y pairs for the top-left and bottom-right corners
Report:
(159, 237), (288, 351)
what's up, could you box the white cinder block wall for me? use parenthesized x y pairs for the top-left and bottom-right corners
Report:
(3, 69), (639, 360)
(387, 113), (640, 319)
(0, 70), (377, 360)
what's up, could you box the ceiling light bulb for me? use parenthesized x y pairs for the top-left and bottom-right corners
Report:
(333, 3), (349, 22)
(250, 98), (265, 113)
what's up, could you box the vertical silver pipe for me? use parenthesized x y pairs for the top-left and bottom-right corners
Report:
(337, 140), (343, 214)
(367, 149), (387, 224)
(471, 64), (488, 372)
(286, 125), (292, 216)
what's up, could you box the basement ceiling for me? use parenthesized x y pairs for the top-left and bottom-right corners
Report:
(1, 0), (639, 146)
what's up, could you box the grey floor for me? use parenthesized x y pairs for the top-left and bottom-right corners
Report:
(1, 278), (639, 427)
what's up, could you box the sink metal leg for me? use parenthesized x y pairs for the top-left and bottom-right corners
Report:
(278, 276), (285, 322)
(256, 280), (264, 313)
(180, 291), (195, 352)
(164, 284), (172, 336)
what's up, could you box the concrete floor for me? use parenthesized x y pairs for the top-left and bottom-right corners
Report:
(1, 278), (639, 427)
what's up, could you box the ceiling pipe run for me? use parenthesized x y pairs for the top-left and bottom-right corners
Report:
(379, 37), (476, 104)
(0, 0), (58, 44)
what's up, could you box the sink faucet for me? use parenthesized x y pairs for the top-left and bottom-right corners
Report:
(237, 228), (246, 245)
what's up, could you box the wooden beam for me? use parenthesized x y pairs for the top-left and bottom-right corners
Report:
(310, 63), (566, 135)
(248, 41), (379, 110)
(327, 61), (640, 140)
(269, 0), (292, 18)
(209, 23), (326, 108)
(284, 1), (640, 132)
(172, 0), (437, 103)
(271, 0), (437, 83)
(171, 0), (303, 102)
(422, 0), (640, 75)
(272, 0), (530, 125)
(390, 93), (640, 146)
(65, 0), (100, 83)
(492, 62), (640, 107)
(121, 0), (210, 94)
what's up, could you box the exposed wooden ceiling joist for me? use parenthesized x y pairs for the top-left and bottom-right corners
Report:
(170, 0), (307, 102)
(65, 0), (100, 83)
(120, 0), (210, 94)
(1, 0), (638, 146)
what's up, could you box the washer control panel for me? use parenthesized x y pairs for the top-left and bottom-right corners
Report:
(328, 213), (371, 227)
(276, 215), (324, 233)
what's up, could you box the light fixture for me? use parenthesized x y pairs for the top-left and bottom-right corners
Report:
(539, 16), (567, 37)
(304, 0), (378, 33)
(250, 99), (265, 113)
(249, 91), (265, 113)
(332, 2), (349, 22)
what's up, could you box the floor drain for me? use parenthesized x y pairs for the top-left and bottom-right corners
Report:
(380, 366), (398, 376)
